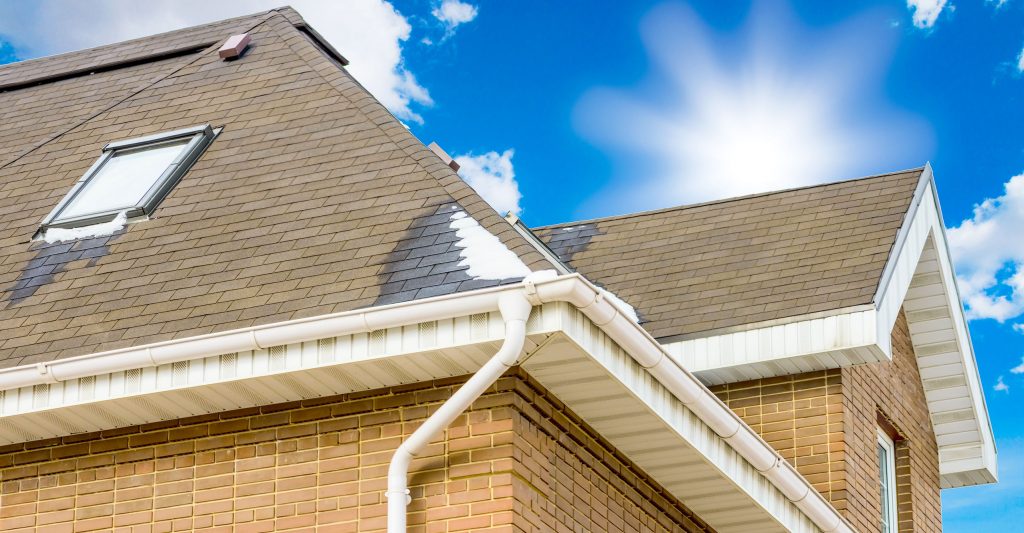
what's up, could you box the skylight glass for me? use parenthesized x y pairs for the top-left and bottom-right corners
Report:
(41, 125), (215, 233)
(56, 138), (190, 221)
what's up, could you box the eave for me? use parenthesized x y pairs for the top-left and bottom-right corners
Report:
(0, 276), (850, 533)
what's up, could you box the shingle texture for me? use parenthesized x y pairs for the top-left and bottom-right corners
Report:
(535, 170), (924, 340)
(0, 8), (554, 368)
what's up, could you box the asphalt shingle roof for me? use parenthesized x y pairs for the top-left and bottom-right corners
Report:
(0, 7), (555, 368)
(534, 169), (924, 341)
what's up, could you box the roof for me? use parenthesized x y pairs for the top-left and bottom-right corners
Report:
(534, 169), (924, 340)
(0, 7), (555, 368)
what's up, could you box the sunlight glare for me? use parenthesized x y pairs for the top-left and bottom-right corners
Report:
(575, 2), (928, 212)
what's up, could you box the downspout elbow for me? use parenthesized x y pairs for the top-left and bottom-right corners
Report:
(386, 291), (531, 532)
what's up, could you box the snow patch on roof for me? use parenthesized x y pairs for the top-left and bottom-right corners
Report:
(601, 289), (640, 323)
(449, 211), (531, 280)
(42, 211), (127, 244)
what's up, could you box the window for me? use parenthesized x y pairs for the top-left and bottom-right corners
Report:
(877, 429), (899, 533)
(41, 125), (215, 231)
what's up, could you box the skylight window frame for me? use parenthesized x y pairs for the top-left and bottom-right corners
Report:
(41, 124), (215, 231)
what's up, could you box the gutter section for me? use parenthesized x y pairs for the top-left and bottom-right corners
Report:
(0, 274), (850, 533)
(528, 274), (850, 532)
(0, 288), (509, 390)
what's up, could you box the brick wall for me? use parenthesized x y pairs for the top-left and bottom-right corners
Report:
(708, 369), (845, 505)
(709, 310), (941, 532)
(0, 369), (710, 533)
(841, 311), (941, 533)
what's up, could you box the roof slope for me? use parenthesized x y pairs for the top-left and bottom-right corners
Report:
(534, 170), (924, 340)
(0, 8), (554, 368)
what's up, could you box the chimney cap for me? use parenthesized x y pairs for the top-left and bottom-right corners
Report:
(219, 34), (252, 60)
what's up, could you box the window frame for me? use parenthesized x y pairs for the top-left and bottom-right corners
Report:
(41, 124), (215, 231)
(877, 428), (899, 533)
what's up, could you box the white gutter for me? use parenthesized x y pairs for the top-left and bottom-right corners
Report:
(0, 273), (850, 532)
(526, 273), (851, 533)
(0, 288), (510, 390)
(385, 292), (531, 533)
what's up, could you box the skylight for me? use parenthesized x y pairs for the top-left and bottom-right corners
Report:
(40, 125), (215, 235)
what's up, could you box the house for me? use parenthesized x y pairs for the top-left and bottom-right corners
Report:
(0, 7), (994, 533)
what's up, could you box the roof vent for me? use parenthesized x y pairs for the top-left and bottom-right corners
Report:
(218, 34), (251, 60)
(428, 142), (460, 172)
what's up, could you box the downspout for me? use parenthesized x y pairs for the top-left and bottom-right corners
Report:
(385, 291), (532, 533)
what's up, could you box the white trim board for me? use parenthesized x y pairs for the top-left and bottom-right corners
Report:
(0, 303), (827, 533)
(523, 306), (819, 533)
(661, 165), (997, 489)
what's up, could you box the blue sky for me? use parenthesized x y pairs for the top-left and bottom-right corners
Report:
(1, 0), (1023, 528)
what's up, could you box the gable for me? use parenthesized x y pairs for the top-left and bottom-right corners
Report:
(654, 168), (996, 488)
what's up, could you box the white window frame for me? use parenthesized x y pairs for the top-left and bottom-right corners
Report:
(41, 125), (215, 231)
(877, 429), (899, 533)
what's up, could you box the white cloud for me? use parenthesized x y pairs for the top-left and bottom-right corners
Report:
(574, 3), (929, 214)
(947, 173), (1024, 322)
(1014, 323), (1024, 333)
(0, 0), (433, 123)
(454, 150), (522, 216)
(994, 375), (1009, 392)
(987, 0), (1009, 9)
(432, 0), (478, 35)
(1018, 45), (1024, 73)
(1012, 357), (1024, 374)
(907, 0), (949, 29)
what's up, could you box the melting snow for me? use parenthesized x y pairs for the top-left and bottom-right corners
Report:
(523, 269), (559, 284)
(449, 211), (531, 280)
(43, 211), (128, 244)
(601, 289), (640, 323)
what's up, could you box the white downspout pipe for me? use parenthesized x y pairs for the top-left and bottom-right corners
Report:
(385, 291), (532, 533)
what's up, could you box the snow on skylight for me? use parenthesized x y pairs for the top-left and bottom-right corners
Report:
(43, 211), (127, 244)
(449, 210), (531, 280)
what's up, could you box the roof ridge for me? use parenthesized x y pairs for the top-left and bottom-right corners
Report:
(0, 7), (300, 89)
(533, 166), (927, 230)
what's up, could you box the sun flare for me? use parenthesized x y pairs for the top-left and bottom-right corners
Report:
(575, 2), (929, 212)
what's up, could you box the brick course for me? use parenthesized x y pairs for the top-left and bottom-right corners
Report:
(0, 369), (710, 533)
(710, 310), (941, 532)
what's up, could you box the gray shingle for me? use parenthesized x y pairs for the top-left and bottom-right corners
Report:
(0, 9), (557, 368)
(534, 170), (923, 340)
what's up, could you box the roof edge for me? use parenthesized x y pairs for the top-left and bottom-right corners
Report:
(533, 166), (927, 231)
(0, 7), (303, 91)
(872, 162), (934, 306)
